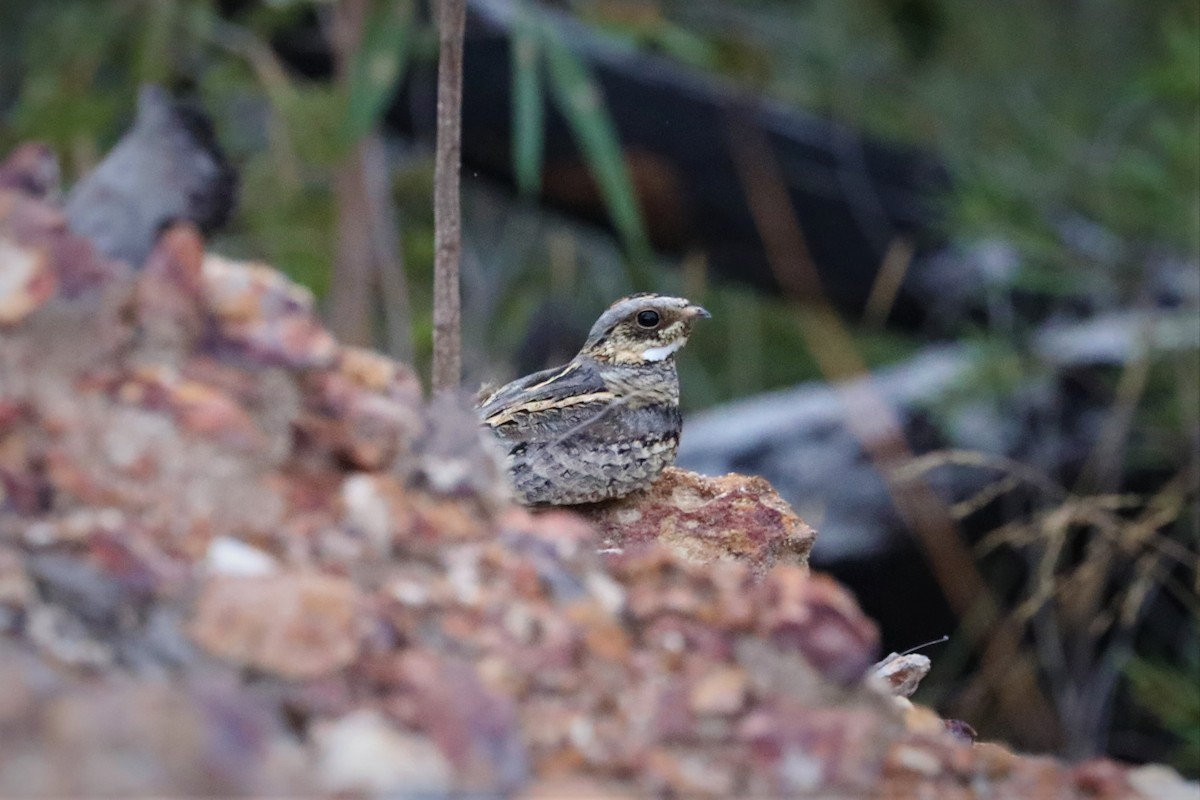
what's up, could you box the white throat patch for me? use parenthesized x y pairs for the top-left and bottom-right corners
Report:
(641, 340), (684, 362)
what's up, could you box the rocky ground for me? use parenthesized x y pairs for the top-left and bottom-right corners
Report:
(0, 142), (1193, 797)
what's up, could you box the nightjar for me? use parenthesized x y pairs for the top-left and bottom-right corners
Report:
(478, 294), (710, 505)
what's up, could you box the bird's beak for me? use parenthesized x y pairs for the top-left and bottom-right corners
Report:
(688, 305), (712, 320)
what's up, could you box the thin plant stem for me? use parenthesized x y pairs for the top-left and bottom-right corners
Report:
(432, 0), (466, 391)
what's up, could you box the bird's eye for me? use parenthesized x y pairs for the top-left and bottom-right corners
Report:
(636, 309), (661, 328)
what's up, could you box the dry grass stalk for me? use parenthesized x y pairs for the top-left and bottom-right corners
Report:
(906, 448), (1198, 756)
(432, 0), (466, 391)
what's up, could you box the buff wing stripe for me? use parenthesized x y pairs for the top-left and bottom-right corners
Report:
(520, 361), (580, 392)
(482, 390), (615, 428)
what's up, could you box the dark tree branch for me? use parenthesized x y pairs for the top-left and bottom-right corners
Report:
(432, 0), (466, 391)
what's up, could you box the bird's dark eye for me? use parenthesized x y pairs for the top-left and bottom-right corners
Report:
(636, 309), (661, 328)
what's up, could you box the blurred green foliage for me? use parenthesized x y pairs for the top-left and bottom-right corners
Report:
(655, 0), (1199, 291)
(1126, 654), (1200, 774)
(508, 0), (653, 287)
(3, 0), (1194, 403)
(343, 0), (415, 143)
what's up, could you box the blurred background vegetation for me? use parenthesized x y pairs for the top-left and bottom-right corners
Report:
(1, 0), (1195, 398)
(1, 0), (1196, 776)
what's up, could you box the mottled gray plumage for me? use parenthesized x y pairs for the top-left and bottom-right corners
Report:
(479, 294), (708, 505)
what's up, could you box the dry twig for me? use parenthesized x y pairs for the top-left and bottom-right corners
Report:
(432, 0), (466, 391)
(905, 448), (1199, 756)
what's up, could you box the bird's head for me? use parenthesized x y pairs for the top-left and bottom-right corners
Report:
(579, 293), (711, 365)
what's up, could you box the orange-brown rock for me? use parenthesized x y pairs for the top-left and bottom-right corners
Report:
(583, 466), (816, 574)
(190, 572), (361, 679)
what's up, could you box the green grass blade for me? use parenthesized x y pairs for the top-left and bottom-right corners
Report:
(511, 2), (544, 197)
(541, 21), (651, 283)
(343, 0), (414, 145)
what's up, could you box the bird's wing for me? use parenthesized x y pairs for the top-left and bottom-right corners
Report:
(478, 359), (615, 438)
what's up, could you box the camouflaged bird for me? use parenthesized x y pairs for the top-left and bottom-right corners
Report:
(478, 294), (710, 505)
